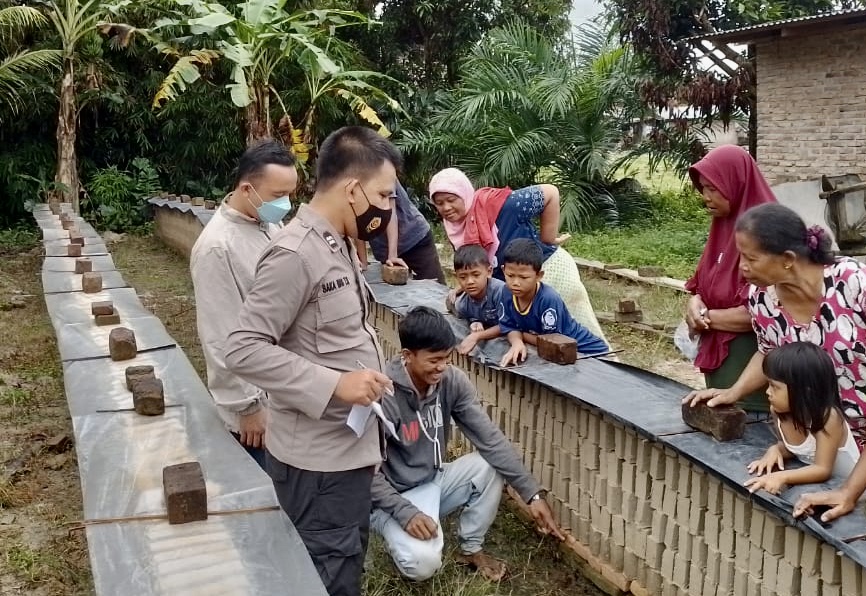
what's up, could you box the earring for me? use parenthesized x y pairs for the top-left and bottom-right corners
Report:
(784, 264), (792, 270)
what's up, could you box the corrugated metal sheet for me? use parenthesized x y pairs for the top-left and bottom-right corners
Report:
(688, 8), (866, 42)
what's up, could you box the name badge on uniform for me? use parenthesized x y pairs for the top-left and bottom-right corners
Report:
(323, 231), (339, 251)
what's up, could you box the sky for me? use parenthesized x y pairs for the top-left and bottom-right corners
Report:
(570, 0), (604, 27)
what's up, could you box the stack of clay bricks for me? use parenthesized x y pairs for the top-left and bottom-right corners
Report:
(369, 298), (866, 596)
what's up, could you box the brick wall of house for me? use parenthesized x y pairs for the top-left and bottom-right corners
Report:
(756, 29), (866, 185)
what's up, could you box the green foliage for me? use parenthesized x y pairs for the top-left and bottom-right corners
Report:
(82, 157), (160, 232)
(0, 221), (39, 252)
(566, 187), (708, 278)
(400, 20), (648, 230)
(0, 5), (62, 116)
(350, 0), (574, 88)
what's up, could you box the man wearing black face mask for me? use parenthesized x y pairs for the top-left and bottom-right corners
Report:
(225, 126), (399, 596)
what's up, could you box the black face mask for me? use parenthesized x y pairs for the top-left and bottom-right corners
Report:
(352, 184), (392, 241)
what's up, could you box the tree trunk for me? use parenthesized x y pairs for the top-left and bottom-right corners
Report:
(55, 59), (79, 211)
(244, 83), (272, 146)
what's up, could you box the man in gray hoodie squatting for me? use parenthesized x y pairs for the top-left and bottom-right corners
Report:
(370, 306), (564, 582)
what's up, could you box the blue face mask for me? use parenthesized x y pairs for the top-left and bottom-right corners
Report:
(248, 186), (292, 224)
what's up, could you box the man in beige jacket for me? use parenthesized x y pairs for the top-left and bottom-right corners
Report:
(190, 140), (297, 468)
(225, 127), (398, 596)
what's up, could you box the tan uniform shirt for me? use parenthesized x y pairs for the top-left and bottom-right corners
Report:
(225, 204), (383, 472)
(190, 202), (279, 433)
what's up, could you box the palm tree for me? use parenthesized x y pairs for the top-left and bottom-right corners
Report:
(400, 21), (647, 229)
(134, 0), (402, 149)
(0, 6), (61, 118)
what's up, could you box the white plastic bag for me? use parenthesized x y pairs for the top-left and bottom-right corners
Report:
(673, 320), (700, 362)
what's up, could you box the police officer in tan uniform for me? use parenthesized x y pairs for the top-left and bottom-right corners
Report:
(225, 126), (399, 596)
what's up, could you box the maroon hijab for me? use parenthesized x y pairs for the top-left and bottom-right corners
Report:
(686, 145), (777, 371)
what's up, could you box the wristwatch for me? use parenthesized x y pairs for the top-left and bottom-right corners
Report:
(527, 491), (546, 504)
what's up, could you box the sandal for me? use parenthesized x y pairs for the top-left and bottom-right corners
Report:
(456, 551), (507, 582)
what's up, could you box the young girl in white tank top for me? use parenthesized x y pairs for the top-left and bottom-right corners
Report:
(745, 342), (860, 495)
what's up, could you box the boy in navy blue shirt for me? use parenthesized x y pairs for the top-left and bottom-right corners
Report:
(446, 245), (507, 355)
(499, 239), (609, 366)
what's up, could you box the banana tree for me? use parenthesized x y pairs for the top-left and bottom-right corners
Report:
(40, 0), (135, 210)
(146, 0), (401, 147)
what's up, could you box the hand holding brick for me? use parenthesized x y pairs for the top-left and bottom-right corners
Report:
(382, 263), (410, 285)
(681, 401), (746, 441)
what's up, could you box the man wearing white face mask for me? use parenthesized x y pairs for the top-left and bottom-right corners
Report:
(190, 139), (298, 469)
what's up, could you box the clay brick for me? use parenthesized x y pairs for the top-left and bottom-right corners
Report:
(783, 526), (804, 567)
(776, 560), (800, 596)
(762, 517), (786, 556)
(800, 571), (821, 596)
(69, 231), (84, 245)
(163, 461), (207, 524)
(801, 535), (822, 576)
(382, 263), (410, 285)
(95, 312), (120, 326)
(617, 299), (637, 313)
(67, 243), (81, 257)
(681, 401), (746, 441)
(536, 333), (577, 364)
(615, 310), (644, 323)
(637, 265), (665, 277)
(109, 327), (137, 361)
(820, 543), (841, 584)
(179, 194), (191, 203)
(763, 552), (780, 591)
(204, 200), (216, 210)
(125, 365), (155, 391)
(91, 300), (114, 316)
(74, 258), (92, 274)
(841, 558), (861, 596)
(132, 377), (165, 416)
(81, 272), (102, 293)
(191, 196), (204, 206)
(749, 543), (764, 578)
(747, 505), (763, 543)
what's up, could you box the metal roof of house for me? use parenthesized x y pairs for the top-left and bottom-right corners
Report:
(689, 8), (866, 43)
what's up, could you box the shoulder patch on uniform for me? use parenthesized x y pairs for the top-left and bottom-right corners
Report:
(278, 219), (313, 252)
(322, 231), (339, 251)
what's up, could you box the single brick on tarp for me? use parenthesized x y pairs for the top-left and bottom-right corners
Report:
(81, 272), (102, 293)
(91, 300), (114, 316)
(74, 258), (92, 274)
(69, 232), (85, 246)
(681, 402), (746, 442)
(382, 264), (410, 285)
(537, 333), (578, 364)
(67, 244), (81, 257)
(132, 377), (165, 416)
(163, 461), (208, 524)
(125, 365), (155, 391)
(95, 313), (120, 326)
(108, 327), (137, 361)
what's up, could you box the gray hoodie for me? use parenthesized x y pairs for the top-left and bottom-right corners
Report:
(370, 357), (540, 527)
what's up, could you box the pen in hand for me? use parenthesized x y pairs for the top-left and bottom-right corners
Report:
(355, 360), (394, 396)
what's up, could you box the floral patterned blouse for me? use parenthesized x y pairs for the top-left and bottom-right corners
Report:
(749, 258), (866, 450)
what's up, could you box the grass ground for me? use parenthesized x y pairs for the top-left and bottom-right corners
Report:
(0, 241), (92, 596)
(0, 230), (701, 595)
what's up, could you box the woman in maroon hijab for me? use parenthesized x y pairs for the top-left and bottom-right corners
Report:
(684, 145), (777, 411)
